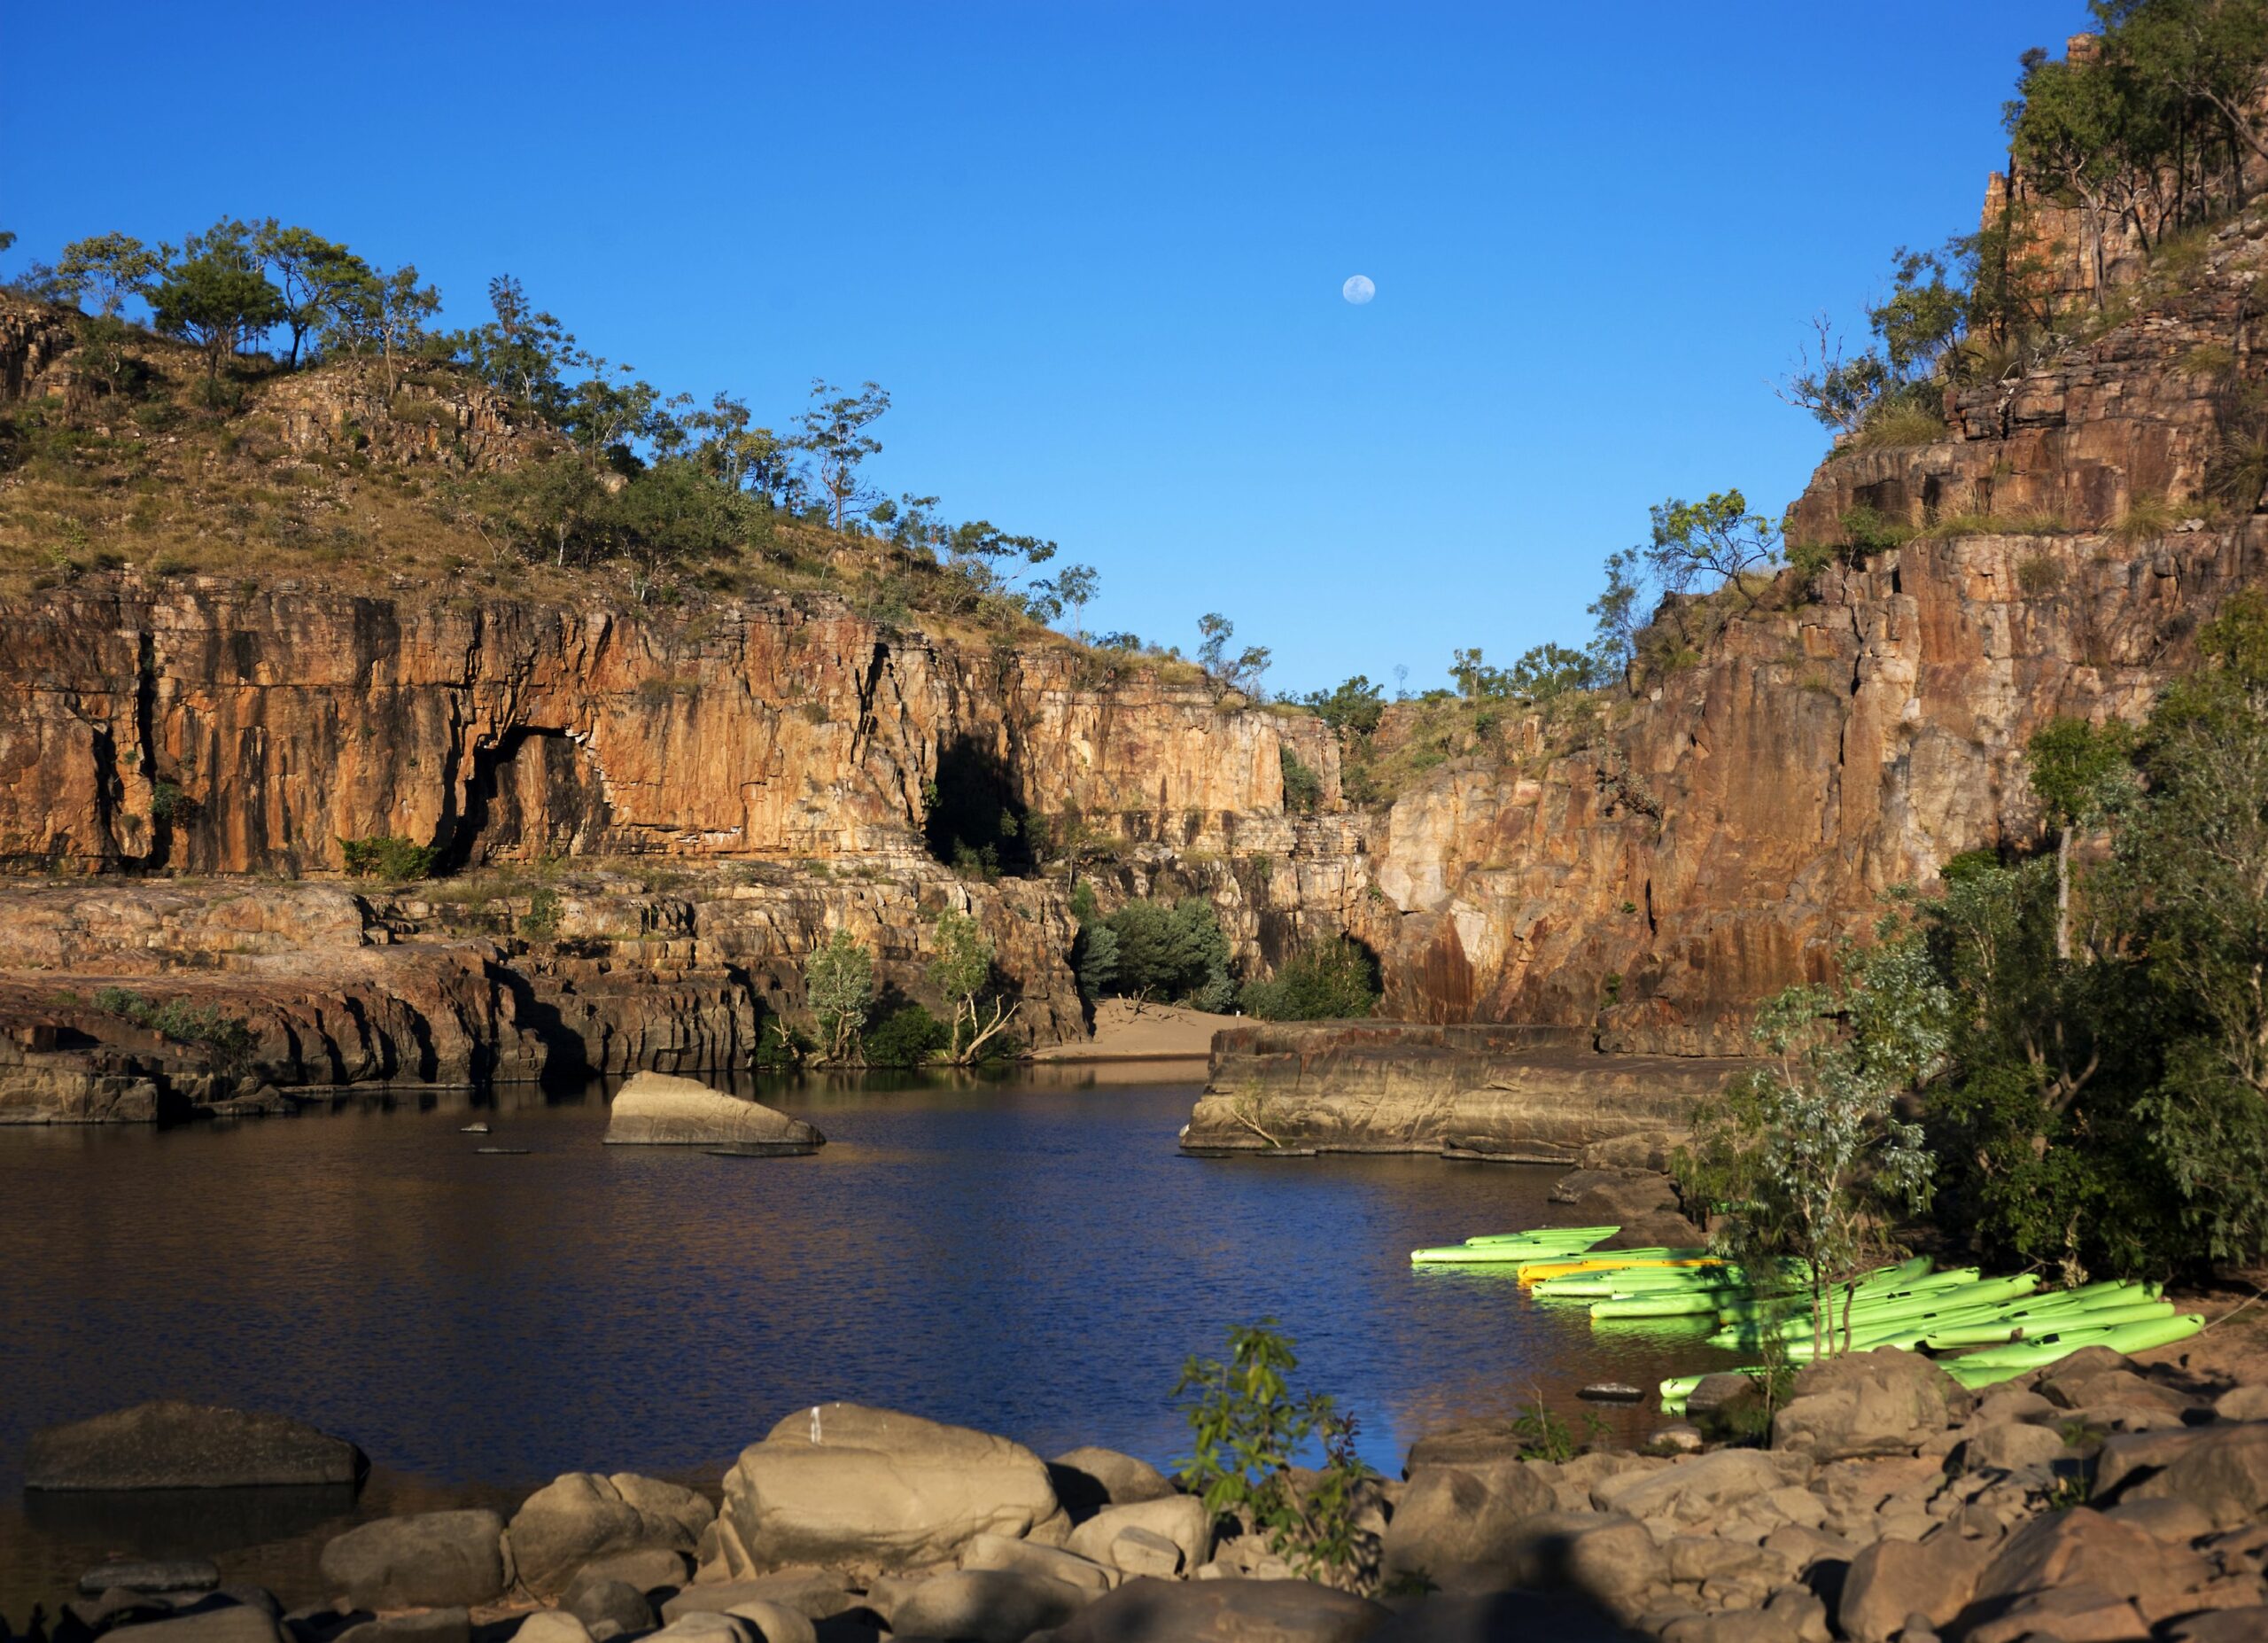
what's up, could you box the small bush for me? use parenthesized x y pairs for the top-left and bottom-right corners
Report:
(1840, 506), (1917, 556)
(755, 1016), (815, 1070)
(863, 1001), (949, 1068)
(2111, 495), (2179, 546)
(2016, 553), (2064, 596)
(93, 986), (254, 1063)
(2179, 343), (2235, 378)
(1080, 896), (1234, 1010)
(149, 781), (198, 824)
(1174, 1321), (1376, 1590)
(1280, 746), (1323, 814)
(339, 836), (439, 880)
(1848, 401), (1947, 450)
(1242, 937), (1381, 1021)
(519, 887), (562, 939)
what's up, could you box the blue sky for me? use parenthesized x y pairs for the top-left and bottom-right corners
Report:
(1, 1), (2088, 693)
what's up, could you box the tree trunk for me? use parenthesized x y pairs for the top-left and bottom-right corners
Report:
(2056, 828), (2072, 962)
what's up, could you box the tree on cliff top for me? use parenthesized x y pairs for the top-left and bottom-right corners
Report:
(2098, 0), (2268, 173)
(796, 378), (889, 532)
(55, 232), (171, 320)
(151, 225), (286, 383)
(252, 223), (373, 370)
(323, 263), (441, 397)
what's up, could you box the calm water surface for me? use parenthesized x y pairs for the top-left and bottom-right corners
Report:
(0, 1069), (1734, 1614)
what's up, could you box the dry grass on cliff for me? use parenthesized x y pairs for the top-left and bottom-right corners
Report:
(0, 320), (1055, 656)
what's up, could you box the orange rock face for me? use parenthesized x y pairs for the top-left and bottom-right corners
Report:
(0, 587), (1338, 877)
(10, 173), (2268, 1104)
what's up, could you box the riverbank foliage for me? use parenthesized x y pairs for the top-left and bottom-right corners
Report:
(1240, 937), (1382, 1022)
(1921, 591), (2268, 1279)
(1676, 927), (1946, 1353)
(1687, 591), (2268, 1284)
(1070, 889), (1235, 1012)
(1173, 1320), (1376, 1590)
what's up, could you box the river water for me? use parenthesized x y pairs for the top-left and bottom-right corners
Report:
(0, 1067), (1735, 1615)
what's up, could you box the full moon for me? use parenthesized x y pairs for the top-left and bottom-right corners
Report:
(1342, 274), (1375, 305)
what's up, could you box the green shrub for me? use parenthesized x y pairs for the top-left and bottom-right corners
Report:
(1079, 896), (1234, 1010)
(1279, 746), (1323, 814)
(149, 781), (196, 823)
(339, 836), (438, 879)
(519, 887), (562, 939)
(755, 1016), (815, 1070)
(2016, 553), (2064, 596)
(1839, 506), (1917, 557)
(1848, 401), (1947, 450)
(1173, 1320), (1376, 1589)
(1242, 937), (1381, 1021)
(863, 1001), (948, 1068)
(93, 986), (254, 1063)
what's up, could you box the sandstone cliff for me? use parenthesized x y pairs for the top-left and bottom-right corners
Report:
(1363, 206), (2268, 1054)
(0, 580), (1361, 1115)
(9, 130), (2268, 1114)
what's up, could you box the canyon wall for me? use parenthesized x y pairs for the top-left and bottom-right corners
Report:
(1361, 206), (2268, 1055)
(8, 152), (2268, 1114)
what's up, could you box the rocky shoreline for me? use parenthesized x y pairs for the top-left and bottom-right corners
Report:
(14, 1322), (2265, 1643)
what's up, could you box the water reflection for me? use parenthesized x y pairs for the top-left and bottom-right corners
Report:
(0, 1070), (1736, 1614)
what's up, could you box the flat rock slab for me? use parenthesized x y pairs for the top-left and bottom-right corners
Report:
(78, 1560), (221, 1596)
(28, 1402), (368, 1491)
(1040, 1577), (1386, 1642)
(602, 1072), (823, 1150)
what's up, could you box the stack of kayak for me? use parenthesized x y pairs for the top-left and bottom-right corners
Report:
(1405, 1221), (2203, 1411)
(1655, 1265), (2200, 1409)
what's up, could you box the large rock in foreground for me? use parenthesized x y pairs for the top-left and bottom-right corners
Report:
(714, 1404), (1064, 1576)
(603, 1072), (823, 1151)
(320, 1510), (509, 1609)
(27, 1401), (368, 1491)
(507, 1471), (716, 1596)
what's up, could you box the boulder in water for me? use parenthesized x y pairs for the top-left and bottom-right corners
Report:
(602, 1073), (823, 1151)
(27, 1401), (367, 1491)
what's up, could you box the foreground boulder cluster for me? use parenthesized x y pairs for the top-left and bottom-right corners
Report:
(18, 1354), (2268, 1643)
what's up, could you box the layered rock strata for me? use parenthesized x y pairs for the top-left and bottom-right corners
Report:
(1183, 1022), (1744, 1160)
(1366, 206), (2268, 1053)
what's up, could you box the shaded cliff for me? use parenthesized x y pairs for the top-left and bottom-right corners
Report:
(1362, 206), (2268, 1053)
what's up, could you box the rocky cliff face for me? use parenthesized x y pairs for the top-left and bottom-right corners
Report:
(1363, 206), (2268, 1054)
(0, 583), (1338, 876)
(9, 152), (2268, 1113)
(0, 583), (1360, 1115)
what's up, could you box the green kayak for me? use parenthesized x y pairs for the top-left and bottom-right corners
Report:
(1945, 1312), (2204, 1380)
(1946, 1311), (2204, 1370)
(1410, 1234), (1609, 1265)
(1713, 1265), (1980, 1326)
(1922, 1299), (2172, 1350)
(1592, 1290), (1730, 1319)
(1723, 1274), (2039, 1346)
(1460, 1226), (1619, 1245)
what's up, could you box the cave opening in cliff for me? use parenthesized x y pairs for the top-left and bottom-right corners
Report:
(923, 736), (1033, 876)
(438, 728), (612, 871)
